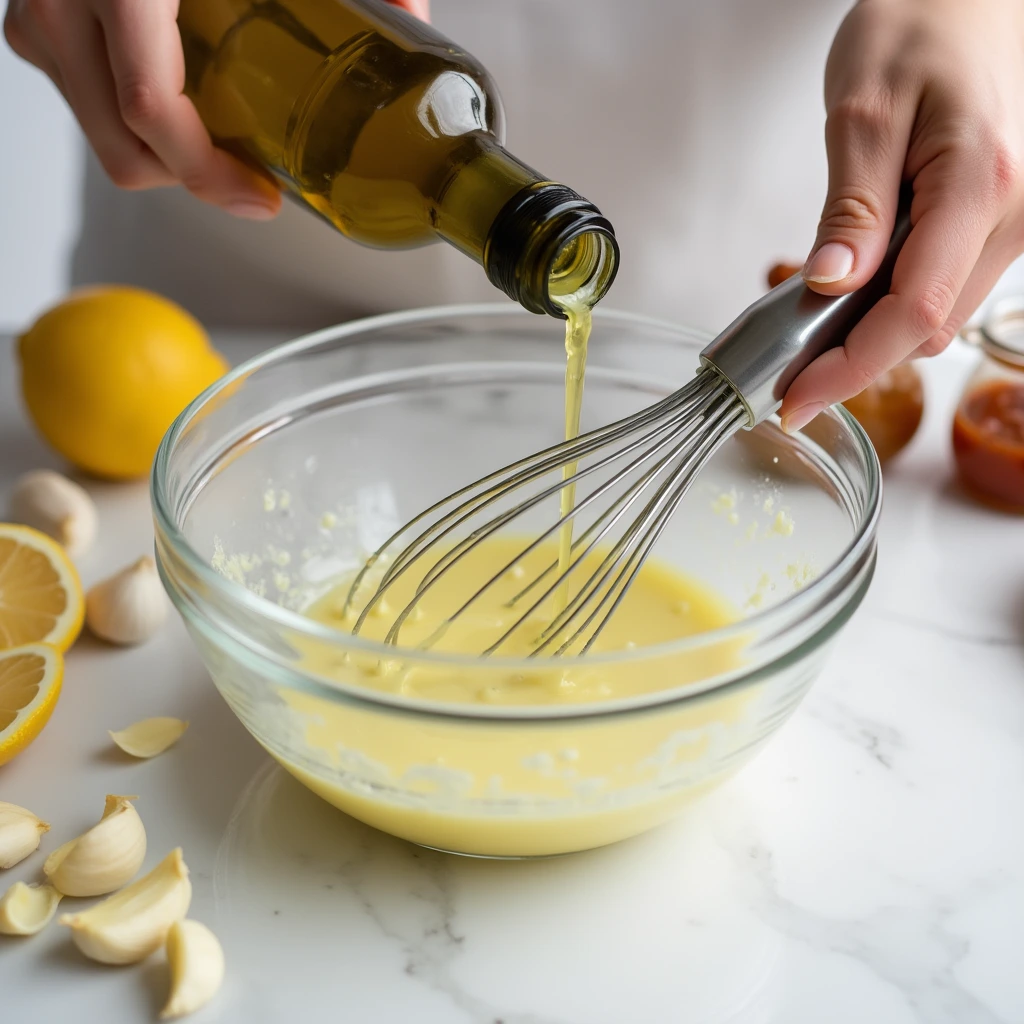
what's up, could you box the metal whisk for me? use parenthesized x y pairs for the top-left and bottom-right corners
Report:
(346, 194), (913, 656)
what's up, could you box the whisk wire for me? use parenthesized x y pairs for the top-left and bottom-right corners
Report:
(381, 397), (711, 649)
(482, 396), (737, 654)
(400, 375), (721, 594)
(565, 402), (748, 655)
(342, 388), (688, 624)
(347, 367), (748, 656)
(362, 387), (689, 589)
(536, 395), (747, 656)
(350, 374), (725, 637)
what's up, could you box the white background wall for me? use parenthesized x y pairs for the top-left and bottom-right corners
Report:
(3, 26), (1024, 336)
(0, 43), (81, 332)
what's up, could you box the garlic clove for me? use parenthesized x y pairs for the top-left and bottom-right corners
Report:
(161, 919), (225, 1019)
(0, 881), (62, 935)
(0, 802), (50, 869)
(86, 556), (168, 646)
(44, 794), (146, 897)
(109, 717), (188, 759)
(60, 848), (192, 965)
(8, 469), (98, 557)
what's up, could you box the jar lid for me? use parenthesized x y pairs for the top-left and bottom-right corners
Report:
(963, 299), (1024, 368)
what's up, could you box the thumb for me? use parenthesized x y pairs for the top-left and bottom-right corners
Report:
(803, 98), (914, 296)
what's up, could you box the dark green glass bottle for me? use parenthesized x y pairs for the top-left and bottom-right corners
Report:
(178, 0), (618, 317)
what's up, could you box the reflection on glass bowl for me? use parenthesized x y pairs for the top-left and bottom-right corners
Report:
(153, 305), (880, 858)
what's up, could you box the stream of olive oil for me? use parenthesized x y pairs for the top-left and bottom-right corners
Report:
(556, 302), (593, 612)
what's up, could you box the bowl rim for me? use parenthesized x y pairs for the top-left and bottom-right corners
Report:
(152, 302), (881, 682)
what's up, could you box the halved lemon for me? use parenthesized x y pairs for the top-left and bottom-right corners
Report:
(0, 524), (84, 651)
(0, 643), (63, 765)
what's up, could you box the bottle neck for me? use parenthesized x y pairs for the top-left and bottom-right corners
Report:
(435, 138), (619, 318)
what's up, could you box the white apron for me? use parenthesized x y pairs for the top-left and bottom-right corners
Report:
(71, 0), (856, 331)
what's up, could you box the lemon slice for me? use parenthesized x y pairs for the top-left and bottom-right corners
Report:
(0, 524), (84, 651)
(0, 643), (63, 765)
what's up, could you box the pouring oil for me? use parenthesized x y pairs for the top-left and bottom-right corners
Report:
(555, 302), (592, 612)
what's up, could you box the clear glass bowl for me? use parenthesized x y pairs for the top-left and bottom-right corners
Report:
(153, 305), (880, 858)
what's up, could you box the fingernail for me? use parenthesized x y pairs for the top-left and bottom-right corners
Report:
(782, 402), (826, 434)
(803, 243), (854, 284)
(227, 200), (278, 221)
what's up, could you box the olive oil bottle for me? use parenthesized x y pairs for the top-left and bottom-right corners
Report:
(178, 0), (618, 317)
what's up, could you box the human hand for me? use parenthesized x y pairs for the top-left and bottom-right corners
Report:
(3, 0), (428, 220)
(781, 0), (1024, 432)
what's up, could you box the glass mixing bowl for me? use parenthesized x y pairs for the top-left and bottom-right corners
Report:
(153, 305), (880, 858)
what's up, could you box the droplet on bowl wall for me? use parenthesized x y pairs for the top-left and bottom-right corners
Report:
(786, 563), (816, 589)
(266, 546), (291, 567)
(746, 573), (775, 608)
(711, 489), (738, 516)
(770, 510), (795, 536)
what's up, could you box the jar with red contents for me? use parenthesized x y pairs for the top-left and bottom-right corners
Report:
(953, 302), (1024, 511)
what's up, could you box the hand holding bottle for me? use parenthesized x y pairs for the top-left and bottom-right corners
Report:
(2, 0), (427, 219)
(782, 0), (1024, 432)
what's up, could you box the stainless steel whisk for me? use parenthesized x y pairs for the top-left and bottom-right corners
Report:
(346, 193), (913, 656)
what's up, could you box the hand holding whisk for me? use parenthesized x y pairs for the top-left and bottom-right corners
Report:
(344, 191), (914, 657)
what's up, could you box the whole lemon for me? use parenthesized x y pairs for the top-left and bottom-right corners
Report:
(18, 287), (229, 479)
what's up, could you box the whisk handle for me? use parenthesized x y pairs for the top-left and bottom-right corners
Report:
(699, 184), (915, 426)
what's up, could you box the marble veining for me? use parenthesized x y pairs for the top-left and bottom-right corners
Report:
(1, 336), (1023, 1023)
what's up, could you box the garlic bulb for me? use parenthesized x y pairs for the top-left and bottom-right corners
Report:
(8, 470), (98, 556)
(44, 794), (146, 897)
(60, 848), (191, 965)
(0, 882), (62, 935)
(86, 556), (168, 646)
(110, 717), (188, 759)
(161, 919), (225, 1019)
(0, 802), (49, 869)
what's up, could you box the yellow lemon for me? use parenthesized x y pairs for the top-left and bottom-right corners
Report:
(0, 643), (64, 765)
(18, 286), (229, 479)
(0, 524), (84, 652)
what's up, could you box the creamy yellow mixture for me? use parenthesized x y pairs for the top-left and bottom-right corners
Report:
(268, 537), (749, 857)
(265, 304), (753, 857)
(311, 537), (735, 679)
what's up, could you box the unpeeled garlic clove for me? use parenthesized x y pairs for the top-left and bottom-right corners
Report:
(161, 919), (225, 1019)
(86, 556), (168, 646)
(44, 794), (146, 897)
(60, 848), (191, 965)
(109, 717), (188, 759)
(0, 882), (62, 935)
(0, 802), (50, 869)
(8, 469), (98, 557)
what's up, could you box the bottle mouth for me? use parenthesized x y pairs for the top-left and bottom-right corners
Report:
(484, 183), (619, 318)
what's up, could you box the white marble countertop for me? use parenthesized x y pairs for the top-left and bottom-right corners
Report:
(1, 330), (1022, 1024)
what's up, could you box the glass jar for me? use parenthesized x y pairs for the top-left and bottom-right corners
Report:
(953, 301), (1024, 511)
